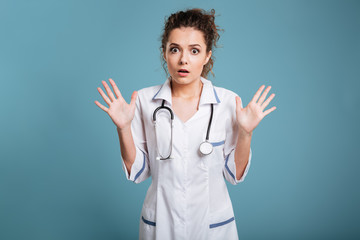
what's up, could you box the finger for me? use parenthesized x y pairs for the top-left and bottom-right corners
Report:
(97, 87), (111, 105)
(235, 96), (243, 110)
(94, 100), (109, 112)
(257, 86), (271, 105)
(130, 91), (138, 109)
(251, 85), (265, 103)
(263, 106), (277, 117)
(102, 80), (116, 102)
(261, 93), (275, 110)
(109, 78), (123, 100)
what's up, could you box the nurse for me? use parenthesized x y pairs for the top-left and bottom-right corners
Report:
(95, 8), (276, 240)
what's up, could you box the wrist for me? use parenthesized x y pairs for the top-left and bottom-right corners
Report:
(238, 127), (253, 138)
(117, 124), (131, 132)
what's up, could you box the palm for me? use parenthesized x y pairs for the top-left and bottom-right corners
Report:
(236, 85), (276, 134)
(108, 98), (135, 128)
(95, 78), (137, 130)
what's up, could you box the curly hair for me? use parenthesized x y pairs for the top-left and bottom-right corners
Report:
(160, 8), (223, 79)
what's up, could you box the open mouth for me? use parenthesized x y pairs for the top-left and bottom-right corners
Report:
(178, 70), (189, 76)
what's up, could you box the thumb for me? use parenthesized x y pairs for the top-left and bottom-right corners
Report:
(130, 91), (138, 109)
(235, 96), (243, 110)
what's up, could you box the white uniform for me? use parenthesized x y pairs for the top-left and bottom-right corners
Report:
(121, 76), (252, 240)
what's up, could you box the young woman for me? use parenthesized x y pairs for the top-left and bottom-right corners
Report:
(95, 8), (276, 240)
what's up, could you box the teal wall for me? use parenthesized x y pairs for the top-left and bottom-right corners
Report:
(1, 0), (359, 239)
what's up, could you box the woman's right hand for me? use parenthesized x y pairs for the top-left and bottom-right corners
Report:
(95, 78), (138, 130)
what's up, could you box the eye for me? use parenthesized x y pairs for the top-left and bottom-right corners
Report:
(170, 47), (179, 53)
(191, 48), (200, 54)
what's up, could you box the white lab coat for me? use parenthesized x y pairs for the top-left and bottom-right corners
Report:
(121, 76), (252, 240)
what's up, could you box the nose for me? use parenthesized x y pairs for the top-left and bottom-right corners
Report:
(179, 51), (188, 65)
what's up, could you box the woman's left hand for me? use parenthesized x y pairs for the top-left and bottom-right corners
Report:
(235, 85), (276, 135)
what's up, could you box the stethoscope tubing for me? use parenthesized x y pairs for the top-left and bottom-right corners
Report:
(153, 99), (214, 160)
(206, 104), (213, 141)
(153, 100), (173, 160)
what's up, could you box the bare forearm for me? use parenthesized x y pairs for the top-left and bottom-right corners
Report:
(234, 129), (252, 181)
(117, 126), (136, 176)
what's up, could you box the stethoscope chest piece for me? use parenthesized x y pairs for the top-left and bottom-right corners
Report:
(199, 141), (213, 155)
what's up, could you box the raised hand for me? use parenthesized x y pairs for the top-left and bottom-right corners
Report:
(95, 78), (138, 130)
(235, 85), (276, 135)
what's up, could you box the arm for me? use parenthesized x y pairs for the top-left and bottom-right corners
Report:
(95, 78), (150, 183)
(234, 130), (252, 181)
(117, 126), (136, 176)
(233, 85), (276, 180)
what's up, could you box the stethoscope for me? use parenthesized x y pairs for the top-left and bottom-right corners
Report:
(153, 99), (214, 160)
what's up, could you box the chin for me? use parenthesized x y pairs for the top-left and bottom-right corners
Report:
(171, 77), (187, 83)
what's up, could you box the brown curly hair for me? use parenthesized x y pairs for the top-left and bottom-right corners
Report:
(160, 8), (223, 79)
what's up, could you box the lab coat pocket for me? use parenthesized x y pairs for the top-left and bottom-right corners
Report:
(208, 207), (238, 240)
(209, 130), (226, 148)
(139, 206), (156, 240)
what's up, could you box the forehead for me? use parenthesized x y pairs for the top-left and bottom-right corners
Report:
(167, 27), (206, 46)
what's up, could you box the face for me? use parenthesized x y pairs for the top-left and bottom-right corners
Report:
(163, 27), (212, 85)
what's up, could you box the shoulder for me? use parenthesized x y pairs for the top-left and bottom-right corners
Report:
(211, 84), (239, 127)
(136, 84), (163, 102)
(213, 85), (238, 106)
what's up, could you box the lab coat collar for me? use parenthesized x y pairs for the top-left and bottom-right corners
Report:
(152, 76), (221, 106)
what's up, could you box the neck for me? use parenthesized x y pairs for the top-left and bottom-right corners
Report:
(170, 77), (203, 99)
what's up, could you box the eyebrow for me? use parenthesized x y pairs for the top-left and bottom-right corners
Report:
(169, 43), (202, 48)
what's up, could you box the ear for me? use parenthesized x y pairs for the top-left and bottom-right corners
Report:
(204, 50), (212, 65)
(163, 50), (167, 62)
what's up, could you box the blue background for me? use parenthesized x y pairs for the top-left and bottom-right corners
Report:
(1, 0), (359, 239)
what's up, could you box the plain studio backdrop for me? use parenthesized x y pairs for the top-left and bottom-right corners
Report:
(0, 0), (359, 239)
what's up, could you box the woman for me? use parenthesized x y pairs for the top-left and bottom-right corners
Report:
(95, 8), (276, 240)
